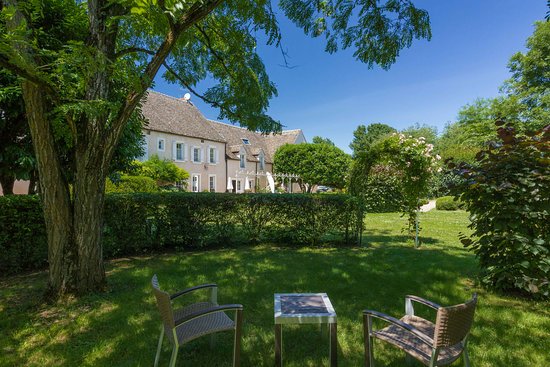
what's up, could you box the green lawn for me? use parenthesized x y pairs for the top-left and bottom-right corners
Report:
(1, 211), (549, 366)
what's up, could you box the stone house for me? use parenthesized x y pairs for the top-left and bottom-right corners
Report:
(141, 91), (306, 192)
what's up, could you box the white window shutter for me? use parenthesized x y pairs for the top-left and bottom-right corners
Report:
(172, 141), (176, 160)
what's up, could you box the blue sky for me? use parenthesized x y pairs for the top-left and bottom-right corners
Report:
(154, 1), (547, 153)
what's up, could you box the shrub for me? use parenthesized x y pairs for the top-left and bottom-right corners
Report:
(436, 196), (463, 211)
(452, 123), (550, 299)
(0, 195), (47, 273)
(134, 155), (189, 187)
(105, 175), (159, 193)
(0, 193), (364, 275)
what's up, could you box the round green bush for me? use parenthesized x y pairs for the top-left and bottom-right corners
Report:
(106, 175), (158, 193)
(436, 196), (463, 211)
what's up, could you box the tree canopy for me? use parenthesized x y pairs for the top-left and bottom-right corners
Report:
(0, 0), (432, 296)
(274, 143), (351, 192)
(349, 123), (396, 157)
(437, 21), (550, 164)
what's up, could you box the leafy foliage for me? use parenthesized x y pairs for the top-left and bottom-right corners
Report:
(401, 123), (438, 144)
(105, 175), (158, 193)
(349, 123), (396, 157)
(0, 195), (47, 274)
(452, 123), (550, 298)
(350, 133), (440, 245)
(435, 196), (464, 211)
(311, 136), (335, 145)
(274, 142), (352, 192)
(280, 0), (431, 69)
(358, 164), (404, 213)
(0, 0), (431, 295)
(0, 69), (35, 194)
(0, 193), (364, 274)
(439, 21), (550, 165)
(132, 155), (189, 187)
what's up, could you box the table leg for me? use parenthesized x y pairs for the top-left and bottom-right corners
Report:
(275, 324), (282, 367)
(329, 322), (337, 367)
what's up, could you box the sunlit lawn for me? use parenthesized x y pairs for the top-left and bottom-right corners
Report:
(1, 211), (548, 366)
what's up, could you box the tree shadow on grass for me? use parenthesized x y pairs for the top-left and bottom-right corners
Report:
(1, 244), (547, 367)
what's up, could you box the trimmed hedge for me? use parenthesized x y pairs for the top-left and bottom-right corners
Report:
(436, 196), (464, 211)
(0, 195), (48, 274)
(0, 193), (364, 275)
(105, 175), (158, 193)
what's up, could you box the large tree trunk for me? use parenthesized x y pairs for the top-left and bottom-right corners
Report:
(0, 174), (15, 195)
(22, 81), (78, 296)
(73, 146), (108, 292)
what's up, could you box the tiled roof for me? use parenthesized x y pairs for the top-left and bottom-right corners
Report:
(263, 130), (304, 159)
(141, 90), (225, 143)
(142, 90), (304, 163)
(208, 120), (303, 164)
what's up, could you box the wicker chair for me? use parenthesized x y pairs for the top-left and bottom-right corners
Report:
(363, 294), (477, 367)
(152, 275), (243, 367)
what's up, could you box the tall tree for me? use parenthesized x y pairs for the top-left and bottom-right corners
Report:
(502, 21), (550, 131)
(274, 143), (351, 192)
(401, 122), (437, 144)
(312, 136), (335, 145)
(349, 123), (396, 157)
(0, 0), (431, 296)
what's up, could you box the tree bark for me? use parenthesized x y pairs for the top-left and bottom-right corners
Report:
(5, 0), (224, 298)
(0, 174), (15, 195)
(22, 81), (78, 296)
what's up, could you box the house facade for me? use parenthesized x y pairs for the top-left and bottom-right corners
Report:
(141, 91), (306, 193)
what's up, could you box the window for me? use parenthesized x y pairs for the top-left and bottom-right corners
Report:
(157, 138), (165, 151)
(192, 147), (201, 163)
(239, 152), (246, 169)
(241, 138), (250, 145)
(209, 147), (217, 164)
(209, 175), (216, 192)
(192, 174), (200, 192)
(259, 152), (265, 171)
(174, 142), (185, 161)
(236, 180), (241, 192)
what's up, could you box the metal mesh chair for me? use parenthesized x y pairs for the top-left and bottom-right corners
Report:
(363, 294), (477, 367)
(152, 275), (243, 367)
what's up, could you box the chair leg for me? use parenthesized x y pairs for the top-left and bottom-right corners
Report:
(169, 345), (179, 367)
(363, 315), (374, 367)
(154, 325), (164, 367)
(233, 309), (243, 367)
(463, 349), (471, 367)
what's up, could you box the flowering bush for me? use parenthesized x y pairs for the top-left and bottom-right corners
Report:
(375, 134), (441, 242)
(350, 133), (440, 246)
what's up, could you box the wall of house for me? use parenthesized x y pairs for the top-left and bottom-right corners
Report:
(142, 130), (226, 192)
(226, 159), (274, 193)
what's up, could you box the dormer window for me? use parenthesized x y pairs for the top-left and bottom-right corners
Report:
(241, 138), (250, 145)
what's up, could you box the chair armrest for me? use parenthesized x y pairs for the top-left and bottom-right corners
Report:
(405, 295), (441, 310)
(175, 304), (244, 327)
(170, 283), (217, 300)
(363, 309), (434, 346)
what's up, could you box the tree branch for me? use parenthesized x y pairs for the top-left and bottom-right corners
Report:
(104, 0), (224, 166)
(0, 54), (59, 103)
(114, 46), (155, 59)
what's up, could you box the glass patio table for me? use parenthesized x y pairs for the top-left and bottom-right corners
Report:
(274, 293), (337, 366)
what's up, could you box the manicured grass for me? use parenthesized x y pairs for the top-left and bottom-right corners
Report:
(1, 211), (548, 366)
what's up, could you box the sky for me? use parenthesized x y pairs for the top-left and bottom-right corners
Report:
(153, 0), (548, 153)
